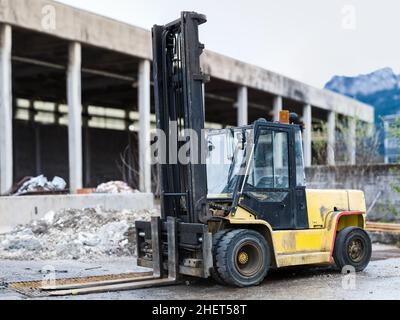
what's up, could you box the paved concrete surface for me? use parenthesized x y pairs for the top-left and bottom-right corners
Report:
(0, 244), (399, 300)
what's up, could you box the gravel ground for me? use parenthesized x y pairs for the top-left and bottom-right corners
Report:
(0, 244), (399, 300)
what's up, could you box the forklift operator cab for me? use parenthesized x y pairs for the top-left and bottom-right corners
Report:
(240, 119), (309, 230)
(207, 116), (309, 230)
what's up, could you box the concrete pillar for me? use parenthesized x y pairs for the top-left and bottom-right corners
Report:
(302, 104), (312, 167)
(138, 59), (151, 193)
(82, 105), (91, 187)
(34, 125), (41, 175)
(202, 83), (206, 114)
(67, 42), (83, 192)
(348, 117), (356, 165)
(273, 96), (283, 122)
(237, 86), (248, 126)
(327, 111), (336, 166)
(272, 96), (283, 169)
(0, 24), (12, 194)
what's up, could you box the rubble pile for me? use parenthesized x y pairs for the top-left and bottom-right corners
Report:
(95, 181), (137, 194)
(0, 207), (158, 261)
(14, 175), (67, 196)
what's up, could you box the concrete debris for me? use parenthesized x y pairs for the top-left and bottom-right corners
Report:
(14, 175), (67, 196)
(0, 207), (158, 261)
(95, 181), (137, 194)
(1, 229), (43, 251)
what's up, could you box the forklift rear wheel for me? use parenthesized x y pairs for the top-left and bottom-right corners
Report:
(215, 229), (270, 287)
(333, 227), (372, 272)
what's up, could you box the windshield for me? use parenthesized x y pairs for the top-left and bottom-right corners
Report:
(206, 128), (251, 198)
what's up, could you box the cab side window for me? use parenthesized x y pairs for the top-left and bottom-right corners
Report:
(295, 129), (306, 187)
(248, 129), (289, 189)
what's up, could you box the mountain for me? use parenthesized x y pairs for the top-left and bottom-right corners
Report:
(324, 68), (400, 123)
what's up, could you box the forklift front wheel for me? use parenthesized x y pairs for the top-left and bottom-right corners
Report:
(215, 229), (270, 287)
(210, 230), (231, 285)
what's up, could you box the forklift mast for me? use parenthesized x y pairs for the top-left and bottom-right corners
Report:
(152, 12), (209, 224)
(136, 12), (213, 280)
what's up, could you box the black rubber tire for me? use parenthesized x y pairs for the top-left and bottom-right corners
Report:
(333, 227), (372, 272)
(210, 230), (231, 285)
(215, 229), (270, 287)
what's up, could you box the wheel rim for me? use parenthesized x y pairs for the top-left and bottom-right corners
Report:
(347, 237), (365, 263)
(234, 241), (263, 277)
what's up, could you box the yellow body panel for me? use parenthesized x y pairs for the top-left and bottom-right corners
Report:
(347, 190), (367, 212)
(306, 190), (348, 228)
(272, 229), (327, 254)
(277, 252), (331, 267)
(226, 190), (367, 268)
(306, 189), (366, 228)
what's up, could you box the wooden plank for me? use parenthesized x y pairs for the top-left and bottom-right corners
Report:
(48, 278), (178, 296)
(366, 222), (400, 233)
(42, 275), (155, 291)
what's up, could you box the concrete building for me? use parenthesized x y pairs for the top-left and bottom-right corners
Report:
(0, 0), (374, 195)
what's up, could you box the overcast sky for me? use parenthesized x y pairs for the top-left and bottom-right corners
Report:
(58, 0), (400, 88)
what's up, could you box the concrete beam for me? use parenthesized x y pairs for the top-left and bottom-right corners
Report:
(327, 111), (336, 166)
(201, 51), (374, 123)
(138, 59), (151, 193)
(237, 86), (248, 126)
(348, 117), (356, 165)
(0, 0), (152, 60)
(67, 42), (83, 192)
(0, 24), (12, 194)
(303, 104), (312, 167)
(273, 96), (283, 122)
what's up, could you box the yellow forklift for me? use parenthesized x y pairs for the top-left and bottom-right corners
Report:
(135, 11), (372, 287)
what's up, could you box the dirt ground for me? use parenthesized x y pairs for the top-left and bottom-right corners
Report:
(0, 244), (399, 300)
